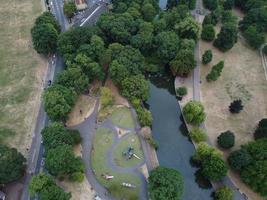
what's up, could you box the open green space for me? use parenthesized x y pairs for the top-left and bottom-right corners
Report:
(113, 134), (144, 168)
(109, 107), (135, 129)
(91, 128), (140, 200)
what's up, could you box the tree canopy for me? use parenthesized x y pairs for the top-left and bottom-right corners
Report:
(182, 101), (206, 126)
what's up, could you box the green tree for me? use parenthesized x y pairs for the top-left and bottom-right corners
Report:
(148, 167), (184, 200)
(142, 3), (157, 21)
(243, 139), (267, 161)
(45, 145), (84, 177)
(56, 67), (89, 94)
(44, 85), (77, 121)
(223, 0), (235, 10)
(31, 23), (59, 55)
(189, 128), (207, 143)
(166, 0), (178, 10)
(182, 101), (206, 126)
(243, 25), (265, 49)
(203, 0), (218, 10)
(121, 75), (149, 101)
(217, 131), (235, 149)
(193, 143), (223, 162)
(228, 149), (252, 171)
(176, 87), (188, 96)
(229, 100), (243, 113)
(170, 49), (196, 76)
(109, 60), (130, 85)
(136, 107), (153, 127)
(63, 2), (77, 19)
(175, 17), (200, 42)
(254, 118), (267, 139)
(201, 24), (215, 41)
(214, 186), (233, 200)
(206, 61), (224, 82)
(213, 23), (238, 52)
(203, 13), (218, 26)
(0, 145), (26, 184)
(201, 155), (228, 181)
(41, 122), (81, 150)
(34, 11), (60, 32)
(155, 31), (180, 63)
(202, 49), (213, 64)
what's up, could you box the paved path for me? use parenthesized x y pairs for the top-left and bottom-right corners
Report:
(260, 43), (267, 80)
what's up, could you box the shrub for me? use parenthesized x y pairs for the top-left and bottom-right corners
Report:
(201, 25), (215, 41)
(69, 172), (84, 182)
(136, 107), (153, 127)
(228, 149), (252, 171)
(243, 25), (265, 49)
(202, 50), (213, 64)
(217, 131), (235, 149)
(189, 128), (207, 143)
(182, 101), (206, 126)
(214, 186), (233, 200)
(206, 61), (224, 82)
(201, 155), (228, 181)
(203, 13), (218, 26)
(176, 87), (187, 96)
(229, 100), (243, 113)
(263, 45), (267, 55)
(193, 142), (223, 162)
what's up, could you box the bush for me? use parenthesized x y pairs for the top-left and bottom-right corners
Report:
(201, 25), (215, 41)
(201, 155), (228, 181)
(148, 167), (184, 200)
(136, 107), (153, 127)
(69, 172), (84, 182)
(202, 50), (213, 64)
(263, 45), (267, 55)
(229, 100), (243, 113)
(100, 87), (114, 108)
(254, 118), (267, 140)
(243, 25), (265, 49)
(176, 87), (187, 96)
(228, 149), (252, 171)
(217, 131), (235, 149)
(206, 61), (224, 82)
(203, 13), (218, 26)
(189, 128), (207, 143)
(214, 186), (233, 200)
(182, 101), (206, 126)
(193, 142), (223, 162)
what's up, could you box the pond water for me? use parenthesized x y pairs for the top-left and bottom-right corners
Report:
(146, 71), (213, 200)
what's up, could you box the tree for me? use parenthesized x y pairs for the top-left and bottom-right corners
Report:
(121, 75), (149, 101)
(203, 13), (218, 26)
(221, 11), (238, 25)
(202, 50), (213, 64)
(217, 131), (235, 149)
(148, 167), (184, 200)
(166, 0), (178, 10)
(41, 122), (81, 150)
(44, 84), (77, 121)
(56, 67), (89, 94)
(170, 49), (196, 76)
(254, 118), (267, 139)
(176, 87), (188, 96)
(214, 186), (233, 200)
(243, 139), (267, 161)
(155, 31), (180, 63)
(229, 100), (243, 113)
(34, 11), (60, 32)
(175, 17), (200, 42)
(241, 160), (267, 197)
(109, 60), (130, 85)
(213, 23), (238, 52)
(228, 149), (252, 171)
(243, 25), (265, 49)
(206, 61), (224, 82)
(203, 0), (218, 10)
(189, 128), (207, 143)
(100, 87), (114, 108)
(136, 107), (153, 127)
(193, 143), (223, 162)
(201, 24), (215, 41)
(0, 145), (26, 184)
(182, 101), (206, 126)
(201, 155), (228, 181)
(29, 173), (71, 200)
(142, 3), (157, 22)
(45, 145), (84, 177)
(223, 0), (234, 10)
(31, 23), (59, 55)
(63, 2), (77, 19)
(263, 45), (267, 55)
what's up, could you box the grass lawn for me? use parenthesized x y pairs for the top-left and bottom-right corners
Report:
(0, 0), (46, 155)
(113, 134), (144, 168)
(91, 128), (140, 200)
(109, 107), (135, 129)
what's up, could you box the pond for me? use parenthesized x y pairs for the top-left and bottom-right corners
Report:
(146, 71), (213, 200)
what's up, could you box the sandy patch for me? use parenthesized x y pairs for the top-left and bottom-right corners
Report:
(175, 76), (194, 107)
(115, 127), (131, 138)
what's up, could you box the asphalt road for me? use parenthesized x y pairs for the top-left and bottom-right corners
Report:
(20, 1), (108, 200)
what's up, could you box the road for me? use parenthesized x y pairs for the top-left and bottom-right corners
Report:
(20, 1), (108, 200)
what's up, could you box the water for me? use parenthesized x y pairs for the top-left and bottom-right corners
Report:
(147, 73), (213, 200)
(158, 0), (167, 9)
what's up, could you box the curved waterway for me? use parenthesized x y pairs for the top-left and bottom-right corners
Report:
(147, 72), (213, 200)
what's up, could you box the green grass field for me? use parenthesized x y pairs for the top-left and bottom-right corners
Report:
(0, 0), (45, 154)
(91, 128), (140, 199)
(109, 107), (135, 129)
(113, 134), (144, 168)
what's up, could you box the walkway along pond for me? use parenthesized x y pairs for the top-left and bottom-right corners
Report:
(146, 73), (213, 200)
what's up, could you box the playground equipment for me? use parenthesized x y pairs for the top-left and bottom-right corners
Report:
(121, 182), (136, 188)
(122, 147), (140, 160)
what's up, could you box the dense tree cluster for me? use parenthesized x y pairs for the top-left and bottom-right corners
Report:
(228, 139), (267, 197)
(148, 167), (184, 200)
(29, 173), (71, 200)
(31, 12), (60, 55)
(0, 145), (26, 184)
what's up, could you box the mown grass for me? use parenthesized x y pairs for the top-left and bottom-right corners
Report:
(109, 107), (135, 129)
